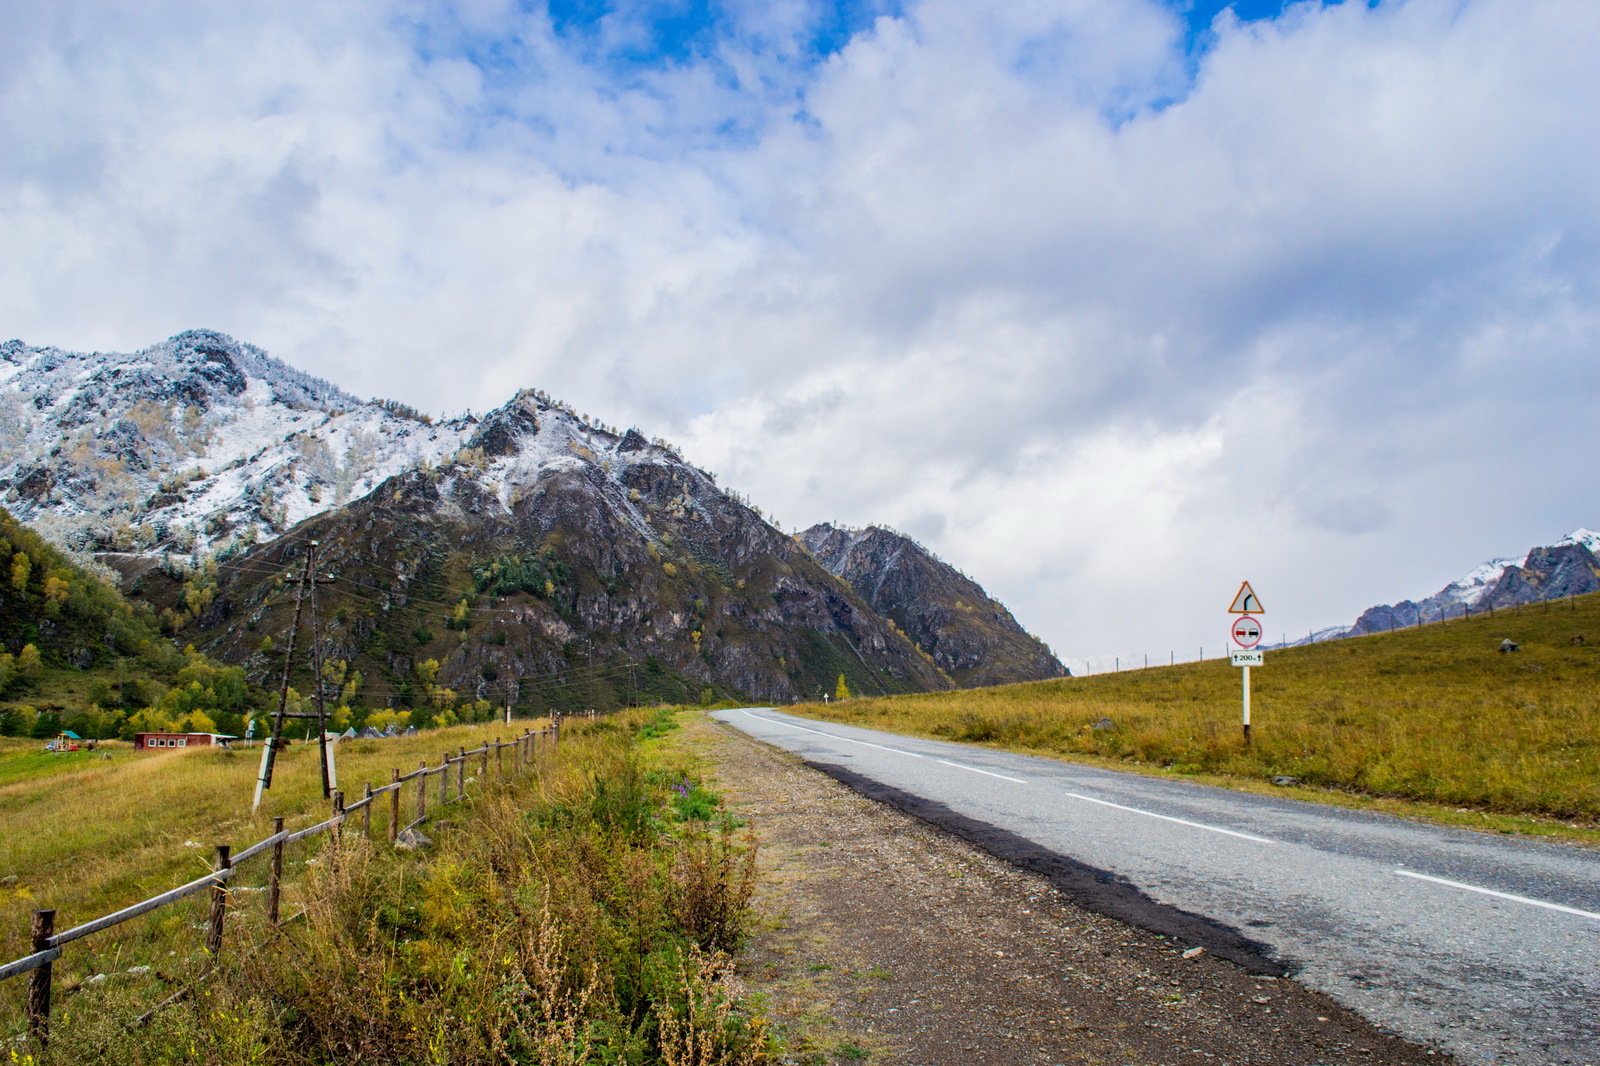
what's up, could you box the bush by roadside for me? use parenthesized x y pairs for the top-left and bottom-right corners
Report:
(11, 710), (768, 1065)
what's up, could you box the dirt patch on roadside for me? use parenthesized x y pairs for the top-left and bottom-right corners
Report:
(679, 713), (1457, 1066)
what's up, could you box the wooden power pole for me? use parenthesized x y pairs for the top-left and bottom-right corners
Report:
(252, 540), (337, 812)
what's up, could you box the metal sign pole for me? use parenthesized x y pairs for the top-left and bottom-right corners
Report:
(1242, 665), (1252, 743)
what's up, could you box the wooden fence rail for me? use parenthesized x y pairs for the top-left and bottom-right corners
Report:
(1, 721), (560, 1049)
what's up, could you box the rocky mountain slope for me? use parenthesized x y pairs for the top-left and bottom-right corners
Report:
(1, 331), (963, 709)
(1344, 530), (1600, 635)
(800, 523), (1066, 687)
(1270, 529), (1600, 647)
(0, 330), (474, 558)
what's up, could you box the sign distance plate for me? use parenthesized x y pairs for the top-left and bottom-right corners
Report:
(1232, 649), (1264, 667)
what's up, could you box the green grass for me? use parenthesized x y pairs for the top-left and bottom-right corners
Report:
(800, 592), (1600, 828)
(0, 721), (551, 964)
(3, 710), (774, 1064)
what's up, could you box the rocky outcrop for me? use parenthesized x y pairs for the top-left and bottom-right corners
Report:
(800, 523), (1066, 688)
(1478, 543), (1600, 608)
(187, 397), (952, 710)
(1345, 533), (1600, 636)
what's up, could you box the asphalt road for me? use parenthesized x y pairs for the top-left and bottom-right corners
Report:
(712, 708), (1600, 1066)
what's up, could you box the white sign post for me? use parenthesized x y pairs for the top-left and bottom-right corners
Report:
(1228, 583), (1265, 743)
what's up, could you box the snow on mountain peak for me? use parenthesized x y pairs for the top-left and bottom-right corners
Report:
(0, 334), (705, 565)
(1556, 528), (1600, 553)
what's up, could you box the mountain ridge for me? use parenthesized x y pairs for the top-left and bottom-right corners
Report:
(1271, 528), (1600, 648)
(800, 522), (1067, 687)
(3, 331), (1069, 708)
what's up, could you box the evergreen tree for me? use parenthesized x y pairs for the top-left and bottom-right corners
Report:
(835, 673), (850, 700)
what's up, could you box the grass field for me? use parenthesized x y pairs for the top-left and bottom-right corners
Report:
(799, 591), (1600, 828)
(2, 709), (773, 1064)
(0, 720), (549, 966)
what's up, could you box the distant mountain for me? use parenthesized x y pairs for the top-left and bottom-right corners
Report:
(0, 329), (472, 557)
(0, 331), (972, 709)
(800, 523), (1067, 687)
(1272, 529), (1600, 647)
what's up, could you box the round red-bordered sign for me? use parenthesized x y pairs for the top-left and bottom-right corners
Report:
(1231, 615), (1263, 648)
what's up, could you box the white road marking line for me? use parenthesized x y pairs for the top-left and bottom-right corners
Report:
(1064, 793), (1275, 843)
(739, 710), (924, 758)
(1393, 870), (1600, 921)
(936, 759), (1026, 784)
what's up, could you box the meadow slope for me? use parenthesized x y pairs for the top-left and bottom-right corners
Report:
(799, 592), (1600, 823)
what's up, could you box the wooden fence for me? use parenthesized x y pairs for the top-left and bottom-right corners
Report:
(0, 721), (560, 1049)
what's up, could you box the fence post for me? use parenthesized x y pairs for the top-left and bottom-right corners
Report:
(330, 791), (344, 874)
(495, 737), (503, 778)
(26, 908), (54, 1049)
(458, 746), (466, 796)
(441, 753), (451, 805)
(206, 846), (230, 968)
(389, 769), (401, 843)
(480, 743), (489, 782)
(268, 816), (284, 925)
(362, 783), (373, 840)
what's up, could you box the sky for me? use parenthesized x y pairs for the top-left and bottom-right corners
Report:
(2, 0), (1598, 672)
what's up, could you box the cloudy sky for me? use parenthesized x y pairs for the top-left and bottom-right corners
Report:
(3, 0), (1598, 670)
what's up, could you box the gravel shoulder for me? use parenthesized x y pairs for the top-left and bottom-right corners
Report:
(673, 711), (1457, 1066)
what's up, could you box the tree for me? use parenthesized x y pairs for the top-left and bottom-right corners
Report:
(10, 551), (29, 595)
(42, 574), (69, 618)
(835, 674), (850, 700)
(17, 644), (41, 680)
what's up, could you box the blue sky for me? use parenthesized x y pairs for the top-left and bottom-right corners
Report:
(2, 0), (1596, 666)
(540, 0), (1315, 65)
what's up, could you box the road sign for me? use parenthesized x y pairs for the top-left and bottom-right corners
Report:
(1231, 615), (1262, 648)
(1228, 581), (1264, 614)
(1232, 649), (1263, 667)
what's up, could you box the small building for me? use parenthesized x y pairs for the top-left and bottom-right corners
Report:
(45, 731), (82, 753)
(133, 732), (238, 751)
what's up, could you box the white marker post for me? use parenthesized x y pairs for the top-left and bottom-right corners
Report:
(1228, 582), (1265, 743)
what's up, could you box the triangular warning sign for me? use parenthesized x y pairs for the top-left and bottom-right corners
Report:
(1228, 581), (1264, 614)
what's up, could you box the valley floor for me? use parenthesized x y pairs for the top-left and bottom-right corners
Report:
(673, 712), (1453, 1066)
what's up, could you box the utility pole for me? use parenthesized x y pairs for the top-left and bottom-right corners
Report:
(252, 540), (337, 812)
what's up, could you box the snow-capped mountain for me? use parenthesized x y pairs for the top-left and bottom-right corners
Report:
(0, 329), (544, 558)
(1338, 528), (1600, 638)
(1, 330), (959, 704)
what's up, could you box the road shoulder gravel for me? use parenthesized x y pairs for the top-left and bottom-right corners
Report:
(677, 711), (1457, 1066)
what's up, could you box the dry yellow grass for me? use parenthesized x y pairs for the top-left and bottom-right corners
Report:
(0, 720), (547, 965)
(801, 592), (1600, 823)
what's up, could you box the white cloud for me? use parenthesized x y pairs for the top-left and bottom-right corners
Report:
(2, 0), (1598, 661)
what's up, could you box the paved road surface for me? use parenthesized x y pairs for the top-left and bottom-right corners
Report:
(713, 708), (1600, 1066)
